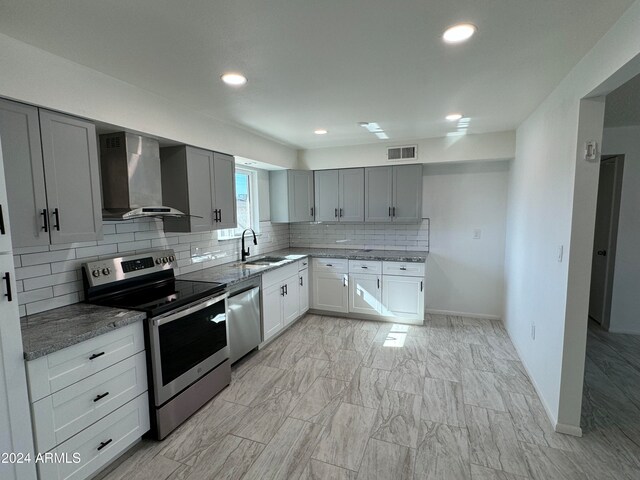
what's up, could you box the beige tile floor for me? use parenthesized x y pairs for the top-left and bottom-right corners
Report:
(98, 314), (640, 480)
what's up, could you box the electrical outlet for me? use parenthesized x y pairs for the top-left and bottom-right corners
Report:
(473, 228), (482, 240)
(531, 323), (536, 340)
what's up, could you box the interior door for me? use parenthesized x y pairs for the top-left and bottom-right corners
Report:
(288, 170), (314, 222)
(213, 152), (237, 229)
(392, 164), (423, 222)
(0, 99), (48, 249)
(339, 168), (364, 222)
(364, 167), (393, 222)
(588, 156), (624, 327)
(314, 170), (339, 222)
(0, 254), (37, 480)
(39, 110), (102, 244)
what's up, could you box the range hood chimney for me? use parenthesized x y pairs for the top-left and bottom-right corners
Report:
(99, 132), (186, 220)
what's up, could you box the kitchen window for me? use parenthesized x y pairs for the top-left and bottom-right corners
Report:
(218, 168), (259, 240)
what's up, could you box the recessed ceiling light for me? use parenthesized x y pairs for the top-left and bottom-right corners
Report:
(442, 23), (477, 44)
(446, 113), (463, 121)
(221, 73), (247, 86)
(314, 129), (328, 135)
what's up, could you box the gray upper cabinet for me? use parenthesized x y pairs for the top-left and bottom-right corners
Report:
(338, 169), (364, 222)
(314, 170), (339, 222)
(39, 110), (103, 244)
(0, 102), (102, 247)
(364, 166), (393, 222)
(365, 164), (422, 223)
(0, 99), (49, 248)
(161, 146), (237, 233)
(212, 152), (237, 229)
(392, 164), (423, 222)
(269, 170), (314, 223)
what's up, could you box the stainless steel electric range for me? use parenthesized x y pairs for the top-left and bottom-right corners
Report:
(82, 249), (229, 440)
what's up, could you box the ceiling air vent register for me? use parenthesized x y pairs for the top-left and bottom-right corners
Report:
(387, 145), (418, 162)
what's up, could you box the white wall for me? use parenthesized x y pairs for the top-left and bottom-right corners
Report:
(0, 33), (297, 169)
(298, 131), (515, 170)
(602, 126), (640, 334)
(505, 0), (640, 434)
(423, 161), (509, 319)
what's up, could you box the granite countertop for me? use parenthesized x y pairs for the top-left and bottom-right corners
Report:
(21, 304), (146, 361)
(178, 247), (427, 287)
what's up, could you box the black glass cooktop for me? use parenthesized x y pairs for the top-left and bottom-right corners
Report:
(97, 279), (226, 317)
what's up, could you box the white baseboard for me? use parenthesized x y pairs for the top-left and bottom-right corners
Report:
(608, 327), (640, 336)
(555, 422), (583, 437)
(504, 328), (582, 438)
(425, 309), (501, 321)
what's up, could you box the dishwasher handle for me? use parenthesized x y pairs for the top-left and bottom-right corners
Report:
(229, 284), (260, 298)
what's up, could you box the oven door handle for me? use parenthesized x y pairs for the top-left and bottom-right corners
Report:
(152, 292), (229, 327)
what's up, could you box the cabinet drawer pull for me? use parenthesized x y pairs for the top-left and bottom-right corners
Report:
(399, 266), (407, 271)
(93, 392), (110, 402)
(40, 209), (49, 232)
(0, 204), (5, 235)
(326, 264), (333, 267)
(52, 208), (61, 231)
(97, 439), (112, 451)
(361, 266), (368, 269)
(2, 272), (12, 302)
(89, 352), (105, 360)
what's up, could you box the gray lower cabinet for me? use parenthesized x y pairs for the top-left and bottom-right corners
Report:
(364, 164), (422, 223)
(161, 146), (237, 232)
(0, 100), (102, 247)
(269, 170), (314, 223)
(314, 168), (364, 222)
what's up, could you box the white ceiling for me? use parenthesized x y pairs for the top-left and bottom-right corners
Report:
(0, 0), (634, 149)
(605, 72), (640, 127)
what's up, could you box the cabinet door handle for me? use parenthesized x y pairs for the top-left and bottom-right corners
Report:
(334, 208), (338, 218)
(89, 351), (105, 360)
(299, 276), (303, 286)
(52, 208), (60, 231)
(393, 207), (396, 217)
(343, 276), (347, 287)
(2, 272), (12, 302)
(218, 209), (222, 223)
(284, 284), (288, 295)
(389, 207), (392, 217)
(93, 392), (109, 402)
(97, 439), (112, 451)
(377, 277), (380, 289)
(40, 209), (48, 232)
(280, 285), (285, 296)
(0, 204), (5, 235)
(420, 280), (423, 292)
(310, 207), (314, 217)
(340, 208), (343, 217)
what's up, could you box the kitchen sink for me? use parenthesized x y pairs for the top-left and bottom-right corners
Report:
(240, 256), (288, 266)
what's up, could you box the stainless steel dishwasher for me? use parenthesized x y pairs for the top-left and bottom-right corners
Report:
(227, 278), (262, 364)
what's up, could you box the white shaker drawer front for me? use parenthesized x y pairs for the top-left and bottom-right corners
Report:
(31, 351), (148, 453)
(37, 393), (150, 480)
(262, 262), (298, 289)
(348, 260), (382, 274)
(26, 322), (145, 402)
(298, 258), (309, 271)
(382, 261), (425, 277)
(312, 258), (348, 274)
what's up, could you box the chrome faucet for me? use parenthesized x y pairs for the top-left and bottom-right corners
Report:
(241, 228), (257, 262)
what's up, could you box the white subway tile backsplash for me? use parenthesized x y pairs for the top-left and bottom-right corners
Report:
(14, 219), (290, 316)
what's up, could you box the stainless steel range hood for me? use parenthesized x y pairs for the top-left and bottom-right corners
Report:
(99, 132), (186, 220)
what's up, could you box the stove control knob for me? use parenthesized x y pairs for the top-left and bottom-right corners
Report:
(162, 257), (169, 263)
(169, 255), (175, 262)
(92, 269), (101, 278)
(155, 258), (162, 265)
(102, 268), (111, 276)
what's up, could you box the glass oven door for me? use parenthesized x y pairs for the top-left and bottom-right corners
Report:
(149, 292), (229, 405)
